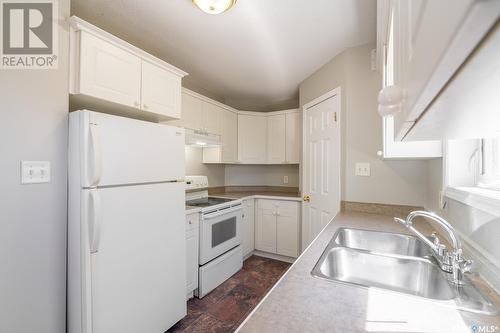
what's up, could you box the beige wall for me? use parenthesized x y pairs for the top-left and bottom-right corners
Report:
(0, 1), (70, 332)
(299, 44), (428, 206)
(185, 147), (225, 187)
(225, 164), (300, 187)
(185, 146), (300, 188)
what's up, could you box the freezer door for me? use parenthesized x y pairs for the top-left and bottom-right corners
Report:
(72, 110), (185, 187)
(87, 182), (186, 333)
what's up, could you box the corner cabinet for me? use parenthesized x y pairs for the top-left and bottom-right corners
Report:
(266, 114), (286, 164)
(255, 199), (300, 258)
(238, 114), (268, 164)
(239, 109), (301, 165)
(285, 111), (301, 164)
(69, 16), (187, 120)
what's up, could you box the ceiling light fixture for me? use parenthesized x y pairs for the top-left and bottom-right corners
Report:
(192, 0), (237, 15)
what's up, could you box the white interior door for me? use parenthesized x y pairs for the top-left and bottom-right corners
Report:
(302, 90), (341, 251)
(88, 182), (186, 333)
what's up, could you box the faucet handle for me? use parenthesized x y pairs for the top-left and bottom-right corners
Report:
(430, 232), (440, 245)
(459, 259), (473, 273)
(394, 217), (408, 227)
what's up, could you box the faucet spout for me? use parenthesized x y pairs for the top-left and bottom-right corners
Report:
(406, 211), (462, 251)
(394, 210), (471, 285)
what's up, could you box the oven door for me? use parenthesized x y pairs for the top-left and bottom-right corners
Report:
(200, 205), (242, 265)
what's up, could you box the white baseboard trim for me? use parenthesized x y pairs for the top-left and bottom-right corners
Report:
(249, 250), (296, 263)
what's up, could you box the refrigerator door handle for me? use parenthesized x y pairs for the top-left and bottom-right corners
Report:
(88, 123), (102, 187)
(89, 189), (102, 253)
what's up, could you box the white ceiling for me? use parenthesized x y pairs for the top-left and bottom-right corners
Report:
(72, 0), (376, 110)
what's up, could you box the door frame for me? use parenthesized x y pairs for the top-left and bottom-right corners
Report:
(301, 87), (342, 252)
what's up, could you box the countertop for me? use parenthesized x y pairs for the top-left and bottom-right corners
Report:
(210, 191), (301, 201)
(236, 211), (500, 333)
(185, 191), (302, 215)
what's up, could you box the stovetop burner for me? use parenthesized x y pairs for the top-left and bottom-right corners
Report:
(185, 196), (234, 208)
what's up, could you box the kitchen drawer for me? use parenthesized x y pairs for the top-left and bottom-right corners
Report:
(186, 213), (199, 231)
(257, 199), (298, 214)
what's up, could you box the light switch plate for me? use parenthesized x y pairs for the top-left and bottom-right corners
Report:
(283, 175), (289, 184)
(21, 161), (51, 184)
(355, 163), (370, 177)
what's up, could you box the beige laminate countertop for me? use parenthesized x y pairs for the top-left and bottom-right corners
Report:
(185, 191), (302, 215)
(236, 211), (500, 333)
(210, 191), (301, 201)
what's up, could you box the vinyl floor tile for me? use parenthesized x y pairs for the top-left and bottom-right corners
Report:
(167, 255), (291, 333)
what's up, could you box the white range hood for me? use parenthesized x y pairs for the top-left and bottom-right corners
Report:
(185, 128), (222, 147)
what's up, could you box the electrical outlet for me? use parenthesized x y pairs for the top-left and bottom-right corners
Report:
(283, 175), (289, 184)
(355, 163), (370, 177)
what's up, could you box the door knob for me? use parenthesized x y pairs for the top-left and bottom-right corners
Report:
(303, 195), (311, 202)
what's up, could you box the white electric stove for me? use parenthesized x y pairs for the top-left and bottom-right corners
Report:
(185, 176), (243, 298)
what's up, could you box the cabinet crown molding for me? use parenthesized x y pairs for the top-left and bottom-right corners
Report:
(69, 16), (188, 78)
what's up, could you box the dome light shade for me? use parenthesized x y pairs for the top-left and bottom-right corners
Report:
(193, 0), (237, 15)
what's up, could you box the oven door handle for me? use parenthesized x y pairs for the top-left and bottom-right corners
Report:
(203, 206), (242, 219)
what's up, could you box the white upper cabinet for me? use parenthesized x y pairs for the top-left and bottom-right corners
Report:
(267, 114), (286, 164)
(202, 102), (222, 135)
(77, 31), (142, 108)
(178, 92), (203, 130)
(69, 16), (187, 120)
(238, 114), (268, 164)
(178, 88), (300, 165)
(220, 110), (238, 163)
(285, 111), (300, 164)
(203, 108), (238, 164)
(141, 60), (182, 119)
(378, 0), (500, 140)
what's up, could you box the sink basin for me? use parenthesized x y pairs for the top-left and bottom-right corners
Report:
(312, 228), (498, 315)
(335, 228), (430, 258)
(313, 247), (454, 300)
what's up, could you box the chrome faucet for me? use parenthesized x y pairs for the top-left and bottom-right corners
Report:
(394, 211), (473, 285)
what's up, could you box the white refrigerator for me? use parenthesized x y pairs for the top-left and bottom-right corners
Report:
(68, 110), (186, 333)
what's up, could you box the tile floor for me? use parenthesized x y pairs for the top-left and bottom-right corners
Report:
(167, 255), (291, 333)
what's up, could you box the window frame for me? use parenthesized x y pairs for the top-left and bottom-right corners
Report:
(477, 137), (500, 190)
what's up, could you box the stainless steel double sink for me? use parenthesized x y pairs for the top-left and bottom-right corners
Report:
(312, 228), (498, 314)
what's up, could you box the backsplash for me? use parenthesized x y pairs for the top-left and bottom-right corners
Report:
(225, 164), (299, 187)
(185, 146), (300, 188)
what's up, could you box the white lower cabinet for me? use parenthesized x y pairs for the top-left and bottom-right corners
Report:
(255, 199), (300, 258)
(242, 199), (255, 257)
(185, 213), (199, 296)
